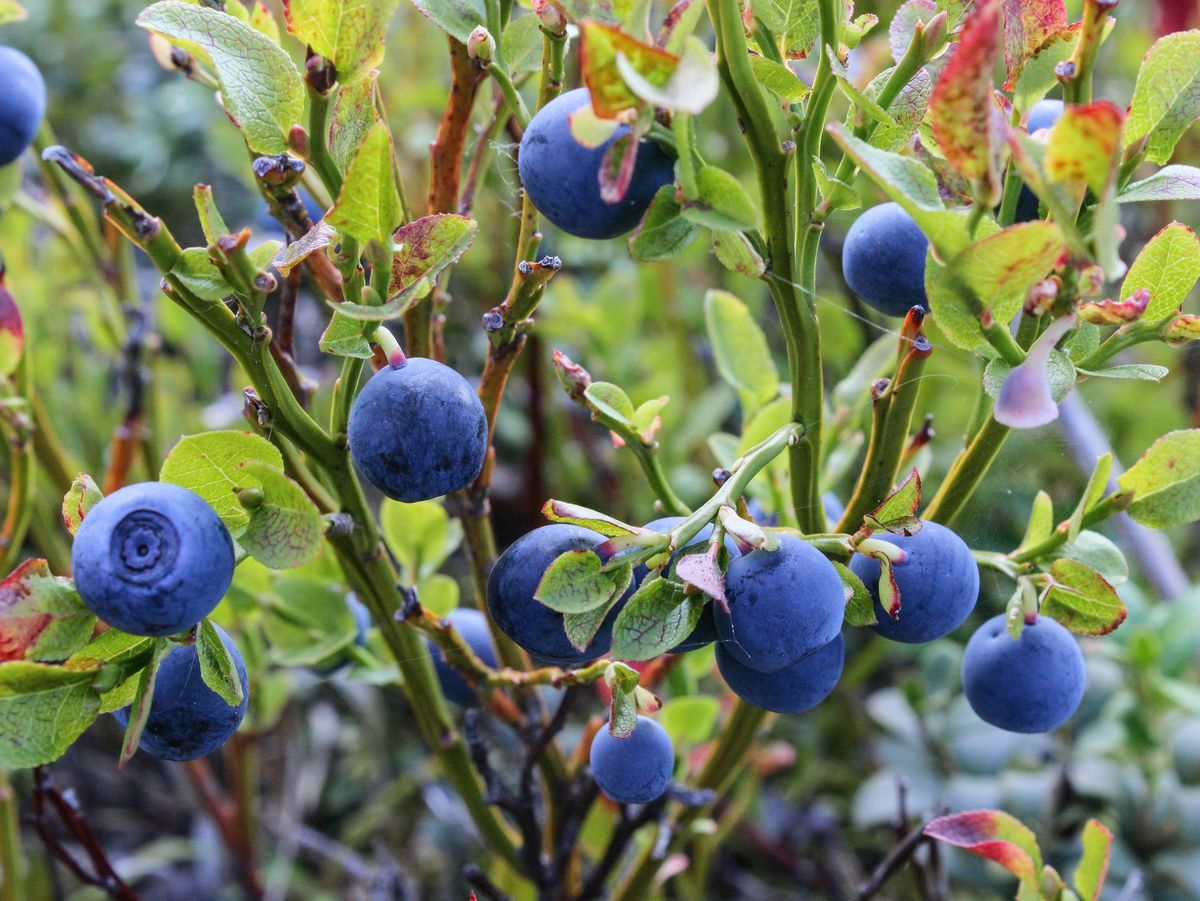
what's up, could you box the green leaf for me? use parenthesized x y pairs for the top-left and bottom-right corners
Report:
(535, 550), (632, 614)
(61, 474), (103, 537)
(194, 184), (231, 246)
(197, 619), (245, 706)
(1124, 30), (1200, 165)
(541, 500), (638, 537)
(1078, 364), (1169, 381)
(417, 574), (459, 616)
(119, 639), (168, 767)
(605, 661), (641, 738)
(1118, 429), (1200, 528)
(1067, 453), (1112, 542)
(319, 310), (373, 358)
(1013, 24), (1085, 114)
(629, 185), (699, 261)
(170, 248), (236, 301)
(563, 592), (622, 652)
(265, 579), (359, 666)
(327, 120), (402, 245)
(681, 165), (761, 232)
(928, 221), (1066, 350)
(755, 0), (819, 60)
(749, 56), (809, 104)
(0, 559), (96, 663)
(1118, 165), (1200, 203)
(137, 1), (304, 154)
(1072, 819), (1113, 901)
(610, 577), (701, 661)
(1119, 221), (1200, 323)
(864, 468), (922, 535)
(584, 381), (635, 424)
(250, 1), (279, 40)
(1017, 489), (1054, 553)
(925, 809), (1043, 887)
(580, 21), (677, 118)
(329, 72), (381, 173)
(67, 630), (158, 713)
(410, 0), (485, 42)
(711, 230), (766, 279)
(658, 695), (720, 745)
(833, 560), (877, 626)
(161, 431), (284, 536)
(283, 0), (400, 83)
(704, 289), (778, 413)
(0, 2), (27, 25)
(235, 461), (326, 569)
(1042, 558), (1127, 636)
(503, 14), (544, 74)
(630, 396), (670, 438)
(1045, 101), (1125, 196)
(1056, 531), (1128, 586)
(380, 499), (461, 582)
(615, 36), (718, 115)
(864, 66), (932, 153)
(0, 660), (103, 768)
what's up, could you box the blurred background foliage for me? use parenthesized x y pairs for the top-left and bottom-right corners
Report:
(2, 0), (1200, 898)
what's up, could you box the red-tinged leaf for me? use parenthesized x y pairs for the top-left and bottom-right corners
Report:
(925, 810), (1042, 885)
(599, 131), (638, 204)
(864, 468), (923, 535)
(541, 500), (638, 537)
(274, 221), (335, 275)
(1045, 101), (1125, 196)
(1041, 558), (1127, 636)
(0, 273), (24, 377)
(1078, 288), (1150, 325)
(0, 560), (95, 663)
(1164, 313), (1200, 345)
(61, 474), (103, 536)
(877, 553), (902, 618)
(580, 22), (678, 118)
(1073, 819), (1113, 901)
(674, 551), (727, 605)
(1001, 0), (1067, 90)
(387, 214), (478, 298)
(930, 0), (1004, 202)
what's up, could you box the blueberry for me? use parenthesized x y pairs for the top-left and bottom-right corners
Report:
(347, 358), (488, 503)
(518, 88), (675, 240)
(717, 633), (844, 713)
(348, 594), (371, 646)
(589, 715), (674, 804)
(72, 483), (235, 637)
(1014, 99), (1066, 222)
(426, 608), (499, 706)
(716, 535), (845, 672)
(849, 522), (979, 644)
(114, 624), (248, 761)
(841, 202), (929, 317)
(962, 614), (1086, 734)
(822, 493), (845, 525)
(0, 46), (45, 167)
(487, 524), (626, 666)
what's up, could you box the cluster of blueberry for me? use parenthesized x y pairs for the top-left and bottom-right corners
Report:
(71, 483), (247, 761)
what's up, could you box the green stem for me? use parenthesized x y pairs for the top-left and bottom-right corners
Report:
(628, 442), (690, 517)
(306, 86), (343, 197)
(0, 771), (20, 901)
(486, 63), (531, 127)
(923, 414), (1011, 526)
(984, 321), (1027, 366)
(1010, 492), (1129, 564)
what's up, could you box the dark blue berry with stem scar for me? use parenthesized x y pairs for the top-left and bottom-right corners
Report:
(425, 608), (499, 706)
(962, 614), (1086, 734)
(114, 624), (248, 761)
(72, 482), (235, 637)
(716, 535), (844, 673)
(488, 524), (628, 666)
(347, 355), (488, 503)
(0, 46), (46, 166)
(1015, 99), (1066, 222)
(841, 202), (929, 317)
(589, 715), (674, 804)
(717, 633), (844, 714)
(849, 521), (979, 644)
(518, 88), (675, 240)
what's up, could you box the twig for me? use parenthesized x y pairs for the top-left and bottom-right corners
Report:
(29, 767), (140, 901)
(576, 796), (670, 901)
(181, 758), (264, 898)
(102, 302), (150, 494)
(855, 816), (941, 900)
(464, 864), (515, 901)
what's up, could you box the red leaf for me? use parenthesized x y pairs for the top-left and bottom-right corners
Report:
(925, 809), (1041, 884)
(1001, 0), (1068, 90)
(0, 560), (58, 661)
(930, 0), (1004, 201)
(675, 551), (727, 606)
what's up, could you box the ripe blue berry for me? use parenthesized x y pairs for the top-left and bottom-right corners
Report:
(518, 88), (675, 240)
(488, 524), (626, 666)
(962, 614), (1086, 734)
(0, 46), (45, 167)
(716, 535), (845, 672)
(717, 633), (844, 713)
(114, 624), (248, 761)
(347, 358), (488, 503)
(841, 202), (929, 317)
(589, 715), (674, 804)
(72, 483), (235, 637)
(849, 522), (979, 644)
(426, 608), (499, 706)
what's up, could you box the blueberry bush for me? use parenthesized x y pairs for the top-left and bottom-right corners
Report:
(0, 0), (1199, 898)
